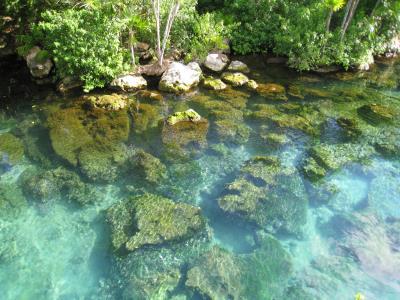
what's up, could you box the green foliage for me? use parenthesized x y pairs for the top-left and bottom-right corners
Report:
(24, 9), (126, 91)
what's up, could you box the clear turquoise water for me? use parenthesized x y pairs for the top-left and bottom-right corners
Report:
(0, 57), (400, 299)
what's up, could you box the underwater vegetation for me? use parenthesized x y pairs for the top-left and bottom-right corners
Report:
(0, 57), (400, 299)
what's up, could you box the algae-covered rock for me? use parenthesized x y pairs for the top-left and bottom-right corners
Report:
(302, 157), (327, 182)
(309, 143), (374, 171)
(132, 102), (163, 135)
(128, 149), (167, 185)
(47, 102), (130, 181)
(227, 60), (250, 73)
(245, 79), (258, 90)
(78, 143), (128, 182)
(0, 182), (27, 219)
(85, 94), (128, 111)
(19, 167), (97, 205)
(186, 246), (242, 300)
(257, 83), (287, 101)
(221, 72), (249, 87)
(214, 119), (251, 144)
(374, 129), (400, 158)
(218, 156), (308, 235)
(107, 193), (206, 252)
(336, 117), (362, 140)
(357, 104), (394, 125)
(162, 118), (209, 152)
(203, 77), (227, 90)
(166, 109), (202, 125)
(186, 233), (292, 300)
(0, 133), (24, 164)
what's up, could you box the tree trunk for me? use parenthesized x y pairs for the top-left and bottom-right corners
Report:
(340, 0), (360, 40)
(326, 8), (333, 32)
(160, 1), (180, 66)
(129, 30), (135, 67)
(151, 0), (162, 66)
(370, 0), (382, 16)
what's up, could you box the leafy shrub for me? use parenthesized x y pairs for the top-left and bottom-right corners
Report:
(21, 8), (126, 91)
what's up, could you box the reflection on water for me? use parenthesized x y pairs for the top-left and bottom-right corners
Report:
(0, 56), (400, 299)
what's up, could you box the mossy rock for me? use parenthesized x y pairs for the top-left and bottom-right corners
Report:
(78, 143), (128, 182)
(186, 246), (242, 300)
(257, 83), (287, 101)
(19, 167), (97, 205)
(0, 182), (27, 219)
(85, 94), (128, 111)
(358, 103), (395, 125)
(186, 233), (292, 300)
(0, 133), (24, 164)
(245, 79), (258, 90)
(309, 143), (375, 171)
(129, 149), (167, 185)
(203, 77), (227, 91)
(107, 193), (206, 252)
(218, 156), (308, 235)
(132, 102), (164, 135)
(214, 119), (251, 144)
(221, 72), (249, 87)
(166, 109), (202, 125)
(47, 102), (130, 181)
(302, 157), (327, 182)
(162, 119), (209, 151)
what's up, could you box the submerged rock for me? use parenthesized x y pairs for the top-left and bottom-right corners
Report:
(218, 156), (308, 235)
(204, 53), (229, 72)
(19, 167), (97, 205)
(162, 117), (209, 154)
(0, 182), (27, 219)
(85, 94), (128, 111)
(186, 233), (292, 299)
(159, 62), (202, 93)
(107, 193), (206, 252)
(203, 77), (227, 90)
(358, 104), (394, 125)
(110, 74), (147, 92)
(128, 149), (167, 185)
(166, 109), (202, 125)
(227, 60), (250, 73)
(0, 133), (24, 164)
(57, 76), (83, 95)
(47, 101), (130, 182)
(257, 83), (287, 100)
(221, 72), (249, 87)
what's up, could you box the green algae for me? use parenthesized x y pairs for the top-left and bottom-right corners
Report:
(219, 156), (308, 235)
(0, 133), (24, 164)
(0, 182), (27, 219)
(107, 193), (207, 252)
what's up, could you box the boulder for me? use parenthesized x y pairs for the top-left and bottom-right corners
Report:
(85, 94), (128, 111)
(227, 60), (249, 73)
(385, 35), (400, 57)
(47, 101), (130, 182)
(204, 53), (229, 72)
(57, 76), (83, 95)
(186, 233), (292, 299)
(25, 46), (53, 79)
(0, 133), (24, 164)
(221, 72), (249, 87)
(358, 104), (394, 125)
(203, 77), (227, 90)
(128, 149), (167, 185)
(257, 83), (287, 100)
(166, 109), (202, 125)
(159, 62), (202, 93)
(218, 156), (308, 235)
(245, 79), (258, 90)
(110, 74), (147, 92)
(106, 193), (206, 252)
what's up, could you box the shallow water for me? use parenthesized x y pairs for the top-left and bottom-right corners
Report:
(1, 57), (400, 300)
